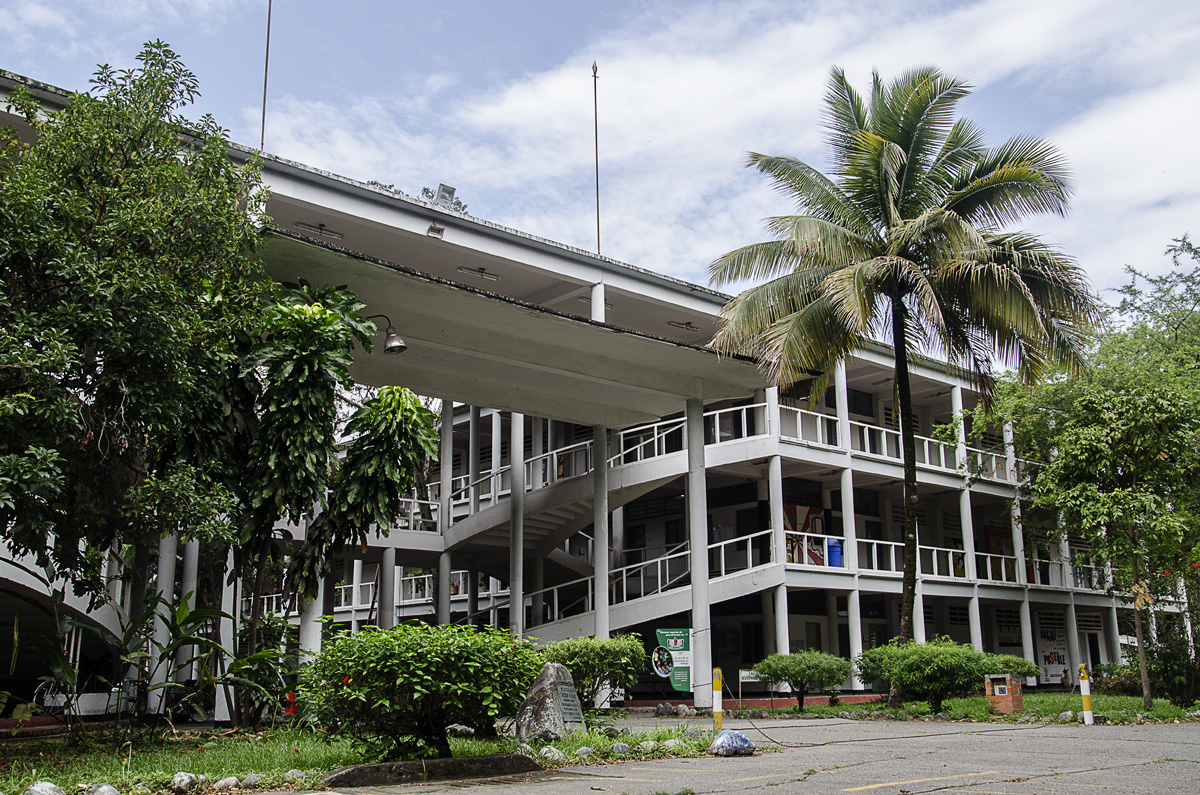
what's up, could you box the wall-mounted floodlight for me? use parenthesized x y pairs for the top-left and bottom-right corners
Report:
(363, 314), (407, 355)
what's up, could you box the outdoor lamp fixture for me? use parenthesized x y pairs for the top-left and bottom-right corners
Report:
(363, 314), (407, 355)
(456, 266), (501, 282)
(427, 222), (446, 239)
(667, 320), (701, 332)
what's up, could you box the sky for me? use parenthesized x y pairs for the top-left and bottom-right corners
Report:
(3, 0), (1200, 299)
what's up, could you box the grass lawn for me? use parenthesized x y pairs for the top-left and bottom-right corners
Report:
(728, 691), (1199, 723)
(0, 722), (710, 794)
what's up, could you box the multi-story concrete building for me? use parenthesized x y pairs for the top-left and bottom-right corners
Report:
(1, 67), (1160, 714)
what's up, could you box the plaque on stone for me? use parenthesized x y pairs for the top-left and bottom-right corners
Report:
(556, 682), (585, 725)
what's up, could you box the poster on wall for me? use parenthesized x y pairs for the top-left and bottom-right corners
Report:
(654, 628), (693, 692)
(1035, 612), (1070, 685)
(785, 505), (827, 564)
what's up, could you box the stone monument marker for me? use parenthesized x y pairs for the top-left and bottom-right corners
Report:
(515, 663), (587, 741)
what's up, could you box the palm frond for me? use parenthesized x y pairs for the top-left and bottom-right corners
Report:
(709, 239), (800, 286)
(745, 153), (875, 234)
(823, 66), (871, 174)
(945, 136), (1072, 225)
(763, 215), (877, 268)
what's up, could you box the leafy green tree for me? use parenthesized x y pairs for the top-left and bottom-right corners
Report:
(543, 633), (646, 711)
(709, 67), (1099, 652)
(1023, 386), (1198, 710)
(857, 637), (1036, 713)
(0, 42), (266, 594)
(285, 386), (439, 601)
(752, 651), (852, 711)
(300, 623), (544, 759)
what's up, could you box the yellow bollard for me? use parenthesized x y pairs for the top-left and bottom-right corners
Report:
(1079, 663), (1094, 725)
(713, 667), (723, 733)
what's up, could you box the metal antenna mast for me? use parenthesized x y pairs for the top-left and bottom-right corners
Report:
(592, 61), (601, 255)
(260, 0), (273, 151)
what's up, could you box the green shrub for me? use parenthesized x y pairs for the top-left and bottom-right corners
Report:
(856, 637), (1035, 714)
(752, 651), (852, 711)
(1145, 634), (1200, 706)
(1092, 663), (1142, 696)
(299, 623), (544, 759)
(543, 633), (645, 710)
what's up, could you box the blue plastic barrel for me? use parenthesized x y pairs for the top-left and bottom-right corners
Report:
(828, 538), (843, 567)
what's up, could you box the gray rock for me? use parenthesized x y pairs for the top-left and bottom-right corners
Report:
(838, 711), (851, 719)
(87, 785), (120, 795)
(663, 738), (685, 750)
(446, 723), (475, 738)
(601, 726), (621, 738)
(240, 774), (261, 787)
(674, 703), (689, 716)
(934, 712), (948, 720)
(515, 743), (535, 757)
(171, 773), (198, 795)
(284, 770), (305, 782)
(637, 740), (659, 753)
(708, 729), (756, 757)
(515, 663), (586, 742)
(212, 778), (240, 790)
(574, 746), (594, 759)
(26, 783), (66, 795)
(539, 746), (566, 762)
(1058, 711), (1075, 722)
(612, 742), (631, 755)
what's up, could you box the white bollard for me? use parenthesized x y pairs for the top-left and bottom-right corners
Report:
(1079, 663), (1094, 725)
(713, 667), (723, 733)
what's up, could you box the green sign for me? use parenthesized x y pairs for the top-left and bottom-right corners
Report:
(655, 628), (693, 692)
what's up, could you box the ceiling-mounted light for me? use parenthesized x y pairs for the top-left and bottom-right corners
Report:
(294, 221), (344, 240)
(427, 222), (445, 239)
(362, 314), (407, 355)
(872, 377), (894, 386)
(668, 320), (701, 332)
(578, 296), (614, 310)
(457, 266), (500, 282)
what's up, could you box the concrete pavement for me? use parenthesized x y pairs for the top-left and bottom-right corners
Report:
(310, 716), (1200, 795)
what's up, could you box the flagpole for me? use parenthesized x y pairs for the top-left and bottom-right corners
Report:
(260, 0), (273, 151)
(592, 61), (600, 256)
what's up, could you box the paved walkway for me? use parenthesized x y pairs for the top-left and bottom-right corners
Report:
(309, 716), (1200, 795)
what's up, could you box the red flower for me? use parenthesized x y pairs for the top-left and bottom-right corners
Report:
(343, 676), (351, 685)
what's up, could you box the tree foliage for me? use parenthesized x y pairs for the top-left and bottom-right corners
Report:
(0, 41), (266, 592)
(300, 623), (544, 759)
(752, 651), (852, 711)
(709, 66), (1098, 648)
(542, 633), (645, 711)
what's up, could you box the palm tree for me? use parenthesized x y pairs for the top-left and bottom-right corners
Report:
(709, 66), (1099, 645)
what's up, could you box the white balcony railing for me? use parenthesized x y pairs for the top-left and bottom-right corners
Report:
(919, 545), (968, 580)
(858, 538), (904, 575)
(785, 531), (846, 568)
(778, 406), (839, 448)
(610, 418), (685, 466)
(709, 529), (774, 577)
(976, 552), (1020, 584)
(705, 402), (769, 444)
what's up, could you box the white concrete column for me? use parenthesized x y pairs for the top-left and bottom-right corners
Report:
(469, 405), (481, 513)
(764, 385), (779, 438)
(834, 359), (851, 450)
(593, 424), (610, 639)
(298, 575), (325, 664)
(441, 398), (454, 528)
(768, 455), (786, 567)
(1064, 597), (1081, 684)
(1019, 596), (1036, 671)
(213, 546), (236, 723)
(150, 533), (179, 713)
(951, 385), (968, 471)
(968, 594), (983, 651)
(174, 538), (200, 680)
(468, 570), (480, 625)
(959, 489), (979, 581)
(913, 583), (927, 643)
(590, 281), (606, 322)
(1003, 421), (1018, 483)
(761, 590), (776, 657)
(532, 417), (545, 489)
(774, 583), (790, 657)
(1106, 603), (1123, 664)
(491, 408), (502, 498)
(378, 548), (396, 629)
(848, 589), (864, 690)
(509, 412), (526, 635)
(531, 558), (544, 626)
(612, 506), (625, 568)
(826, 590), (841, 657)
(840, 468), (859, 570)
(437, 551), (452, 624)
(1010, 498), (1028, 586)
(686, 398), (713, 708)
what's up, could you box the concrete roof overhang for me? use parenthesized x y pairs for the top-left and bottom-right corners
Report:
(262, 231), (770, 427)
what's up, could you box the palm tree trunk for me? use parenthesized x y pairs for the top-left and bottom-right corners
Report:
(891, 299), (920, 646)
